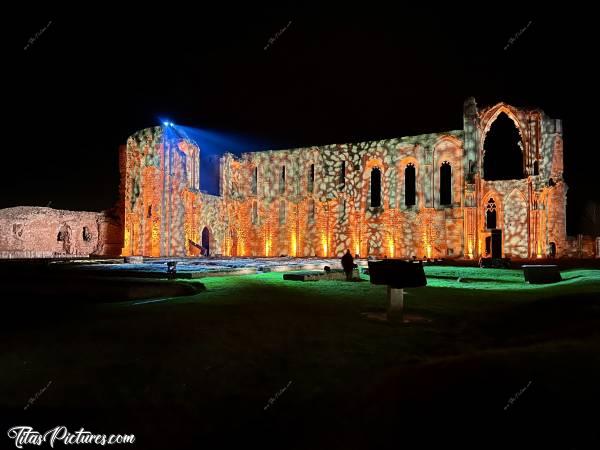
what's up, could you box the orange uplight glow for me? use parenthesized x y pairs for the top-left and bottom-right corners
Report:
(290, 232), (297, 257)
(151, 223), (160, 257)
(388, 238), (395, 258)
(321, 234), (328, 257)
(123, 225), (131, 256)
(122, 101), (567, 260)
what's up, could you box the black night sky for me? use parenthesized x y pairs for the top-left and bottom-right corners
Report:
(7, 5), (599, 235)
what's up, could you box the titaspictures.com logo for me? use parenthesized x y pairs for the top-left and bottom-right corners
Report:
(7, 426), (135, 448)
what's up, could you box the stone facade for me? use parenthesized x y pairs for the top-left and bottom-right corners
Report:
(120, 126), (225, 257)
(0, 207), (122, 258)
(122, 98), (570, 259)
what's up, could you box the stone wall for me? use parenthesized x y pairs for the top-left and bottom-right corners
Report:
(123, 98), (574, 259)
(121, 126), (202, 257)
(0, 207), (122, 258)
(563, 235), (598, 258)
(220, 131), (465, 258)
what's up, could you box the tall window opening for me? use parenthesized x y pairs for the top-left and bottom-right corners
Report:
(252, 200), (258, 225)
(308, 164), (314, 193)
(339, 199), (346, 220)
(279, 200), (286, 224)
(280, 165), (286, 194)
(405, 163), (416, 207)
(339, 161), (346, 191)
(486, 198), (497, 229)
(483, 112), (525, 180)
(440, 161), (452, 206)
(370, 167), (381, 207)
(251, 167), (258, 195)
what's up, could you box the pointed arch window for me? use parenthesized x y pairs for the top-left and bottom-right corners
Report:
(405, 163), (416, 207)
(370, 167), (382, 207)
(440, 161), (452, 206)
(486, 198), (497, 229)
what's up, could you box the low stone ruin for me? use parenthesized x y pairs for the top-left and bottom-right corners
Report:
(0, 207), (122, 258)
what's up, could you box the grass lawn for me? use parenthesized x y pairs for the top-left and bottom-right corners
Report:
(1, 266), (600, 449)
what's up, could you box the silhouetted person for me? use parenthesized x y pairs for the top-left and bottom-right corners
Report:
(341, 249), (354, 281)
(167, 261), (177, 280)
(548, 242), (556, 259)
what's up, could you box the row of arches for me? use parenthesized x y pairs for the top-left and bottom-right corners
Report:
(244, 110), (537, 203)
(368, 162), (453, 208)
(248, 159), (454, 212)
(246, 151), (457, 207)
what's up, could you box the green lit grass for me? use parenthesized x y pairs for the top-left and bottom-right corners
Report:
(1, 266), (599, 448)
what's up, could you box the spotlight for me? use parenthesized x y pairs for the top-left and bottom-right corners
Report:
(163, 121), (170, 126)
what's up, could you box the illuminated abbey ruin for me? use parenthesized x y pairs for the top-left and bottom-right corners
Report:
(121, 98), (568, 259)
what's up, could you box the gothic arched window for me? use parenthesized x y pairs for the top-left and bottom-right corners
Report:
(370, 167), (382, 207)
(440, 161), (452, 206)
(486, 198), (497, 229)
(405, 163), (416, 207)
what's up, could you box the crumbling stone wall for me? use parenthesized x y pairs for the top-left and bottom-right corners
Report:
(123, 98), (571, 259)
(563, 235), (597, 258)
(121, 127), (203, 257)
(465, 99), (568, 258)
(0, 207), (122, 258)
(221, 131), (465, 258)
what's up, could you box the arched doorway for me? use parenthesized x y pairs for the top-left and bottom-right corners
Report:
(201, 227), (210, 256)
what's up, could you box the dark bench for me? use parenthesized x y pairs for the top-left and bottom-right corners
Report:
(522, 265), (562, 284)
